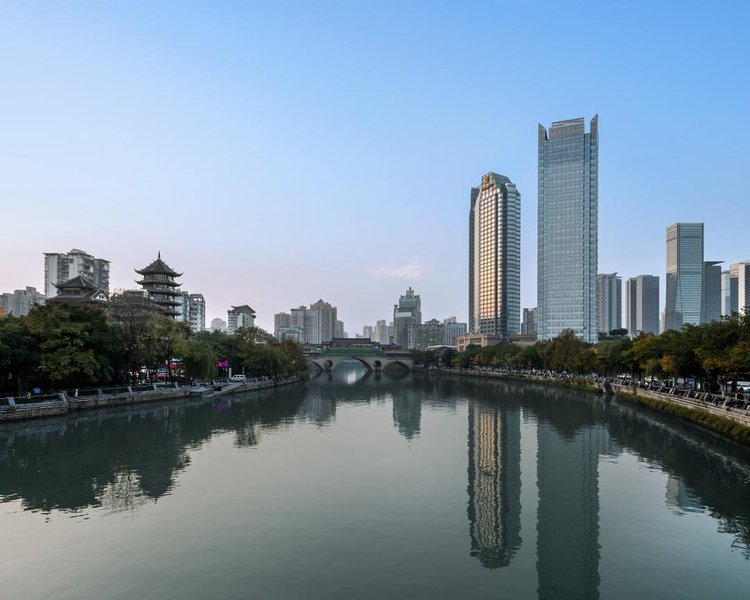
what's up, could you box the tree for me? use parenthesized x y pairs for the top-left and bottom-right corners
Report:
(0, 315), (39, 395)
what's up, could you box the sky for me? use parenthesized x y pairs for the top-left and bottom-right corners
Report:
(1, 0), (748, 334)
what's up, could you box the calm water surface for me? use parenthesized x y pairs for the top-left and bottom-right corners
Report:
(2, 368), (750, 599)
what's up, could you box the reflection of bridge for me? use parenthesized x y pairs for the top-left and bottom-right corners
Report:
(304, 338), (414, 372)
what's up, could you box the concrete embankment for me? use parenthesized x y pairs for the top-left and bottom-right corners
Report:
(417, 367), (750, 445)
(0, 376), (303, 424)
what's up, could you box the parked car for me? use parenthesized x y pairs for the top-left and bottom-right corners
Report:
(229, 374), (247, 382)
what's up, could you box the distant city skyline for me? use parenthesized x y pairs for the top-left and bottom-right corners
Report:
(1, 2), (748, 334)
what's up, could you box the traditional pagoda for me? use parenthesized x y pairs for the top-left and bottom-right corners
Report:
(135, 252), (183, 318)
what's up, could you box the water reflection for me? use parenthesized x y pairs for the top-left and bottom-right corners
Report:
(467, 401), (522, 568)
(1, 371), (750, 594)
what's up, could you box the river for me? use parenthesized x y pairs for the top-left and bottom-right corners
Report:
(1, 367), (749, 599)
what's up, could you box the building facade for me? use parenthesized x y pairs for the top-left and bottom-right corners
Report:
(596, 273), (622, 335)
(44, 249), (110, 298)
(469, 172), (521, 342)
(372, 320), (393, 345)
(729, 260), (750, 316)
(702, 261), (722, 324)
(721, 270), (731, 317)
(393, 287), (421, 349)
(227, 305), (256, 334)
(537, 116), (598, 343)
(411, 319), (445, 350)
(521, 308), (537, 337)
(0, 286), (46, 316)
(665, 223), (704, 331)
(444, 316), (468, 346)
(626, 275), (660, 336)
(308, 299), (337, 344)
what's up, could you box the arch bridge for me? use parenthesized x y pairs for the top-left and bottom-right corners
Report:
(305, 338), (414, 373)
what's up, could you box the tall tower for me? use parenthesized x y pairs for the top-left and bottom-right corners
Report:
(665, 223), (704, 331)
(469, 172), (521, 342)
(596, 273), (622, 335)
(537, 116), (598, 343)
(701, 261), (723, 324)
(135, 253), (182, 318)
(626, 275), (660, 336)
(393, 287), (421, 349)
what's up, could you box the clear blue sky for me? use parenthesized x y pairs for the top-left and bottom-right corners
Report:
(1, 0), (748, 333)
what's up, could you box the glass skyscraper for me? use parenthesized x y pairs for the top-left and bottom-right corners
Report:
(537, 116), (598, 343)
(469, 172), (521, 342)
(665, 223), (704, 331)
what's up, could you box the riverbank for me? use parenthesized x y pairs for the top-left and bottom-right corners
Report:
(0, 375), (303, 423)
(417, 367), (750, 446)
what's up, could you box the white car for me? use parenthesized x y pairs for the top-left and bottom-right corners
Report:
(229, 374), (247, 382)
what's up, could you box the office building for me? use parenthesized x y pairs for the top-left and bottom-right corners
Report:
(701, 261), (722, 324)
(537, 116), (598, 343)
(44, 249), (110, 298)
(665, 223), (704, 331)
(393, 287), (421, 349)
(0, 286), (46, 316)
(729, 261), (750, 316)
(469, 172), (521, 341)
(227, 305), (256, 334)
(444, 317), (468, 346)
(521, 307), (537, 337)
(626, 275), (660, 336)
(721, 270), (731, 317)
(596, 273), (622, 334)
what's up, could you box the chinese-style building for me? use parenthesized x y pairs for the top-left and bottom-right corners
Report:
(47, 275), (108, 306)
(135, 253), (183, 318)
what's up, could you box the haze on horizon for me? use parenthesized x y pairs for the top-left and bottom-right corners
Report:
(1, 1), (748, 334)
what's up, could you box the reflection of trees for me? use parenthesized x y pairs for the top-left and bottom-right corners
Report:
(0, 385), (307, 513)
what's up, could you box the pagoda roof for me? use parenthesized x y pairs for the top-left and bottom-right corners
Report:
(54, 275), (99, 291)
(49, 275), (108, 304)
(135, 252), (182, 277)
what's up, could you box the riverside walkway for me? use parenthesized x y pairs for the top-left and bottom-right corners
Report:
(0, 376), (301, 423)
(419, 367), (750, 429)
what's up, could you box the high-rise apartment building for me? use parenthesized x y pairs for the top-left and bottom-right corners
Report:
(393, 287), (421, 349)
(372, 320), (393, 345)
(665, 223), (704, 331)
(596, 273), (622, 335)
(274, 312), (291, 337)
(729, 261), (750, 316)
(537, 116), (598, 343)
(469, 172), (521, 342)
(308, 299), (337, 344)
(626, 275), (660, 336)
(335, 320), (346, 339)
(44, 249), (110, 298)
(702, 261), (722, 324)
(187, 293), (206, 332)
(227, 305), (256, 334)
(0, 286), (46, 316)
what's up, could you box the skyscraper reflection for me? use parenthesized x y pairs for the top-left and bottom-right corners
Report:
(536, 423), (611, 600)
(466, 400), (522, 568)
